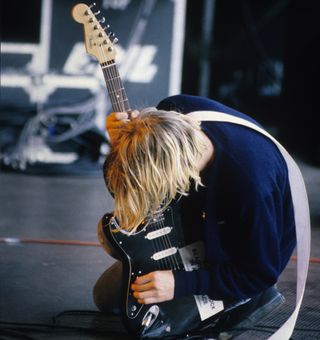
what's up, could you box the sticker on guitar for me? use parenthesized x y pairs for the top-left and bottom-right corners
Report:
(179, 241), (225, 321)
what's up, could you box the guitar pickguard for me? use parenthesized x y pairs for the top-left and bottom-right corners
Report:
(103, 205), (224, 337)
(104, 206), (185, 321)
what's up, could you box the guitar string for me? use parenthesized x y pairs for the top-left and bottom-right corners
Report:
(155, 209), (180, 270)
(98, 35), (125, 112)
(107, 64), (124, 112)
(98, 42), (178, 271)
(108, 62), (123, 111)
(157, 213), (172, 269)
(112, 62), (128, 112)
(156, 211), (172, 270)
(107, 47), (125, 112)
(158, 209), (181, 270)
(91, 10), (130, 112)
(103, 40), (122, 111)
(152, 221), (163, 271)
(98, 42), (159, 271)
(95, 24), (161, 290)
(97, 27), (179, 272)
(154, 211), (174, 270)
(106, 48), (127, 112)
(97, 39), (120, 112)
(149, 213), (166, 270)
(97, 32), (163, 274)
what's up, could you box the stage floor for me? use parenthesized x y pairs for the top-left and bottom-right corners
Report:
(1, 159), (319, 339)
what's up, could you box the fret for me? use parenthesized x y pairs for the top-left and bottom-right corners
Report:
(101, 64), (116, 69)
(105, 85), (127, 100)
(100, 61), (131, 112)
(104, 76), (122, 82)
(104, 79), (124, 89)
(107, 88), (127, 98)
(110, 98), (129, 106)
(110, 97), (130, 106)
(108, 87), (125, 94)
(108, 94), (128, 104)
(111, 102), (130, 113)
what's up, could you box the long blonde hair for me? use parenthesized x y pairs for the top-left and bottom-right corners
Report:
(104, 108), (207, 233)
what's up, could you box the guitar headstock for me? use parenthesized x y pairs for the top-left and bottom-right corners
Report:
(72, 3), (118, 63)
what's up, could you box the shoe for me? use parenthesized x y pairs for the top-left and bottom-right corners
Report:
(214, 286), (285, 334)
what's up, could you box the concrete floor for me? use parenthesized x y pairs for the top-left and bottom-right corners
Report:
(0, 158), (319, 339)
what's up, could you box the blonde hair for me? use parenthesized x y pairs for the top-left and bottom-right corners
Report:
(104, 108), (207, 233)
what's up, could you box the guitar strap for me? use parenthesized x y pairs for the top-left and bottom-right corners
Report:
(187, 110), (311, 340)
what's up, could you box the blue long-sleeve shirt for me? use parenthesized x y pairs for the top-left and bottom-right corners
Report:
(157, 94), (296, 301)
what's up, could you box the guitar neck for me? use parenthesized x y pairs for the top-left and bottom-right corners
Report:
(101, 60), (131, 113)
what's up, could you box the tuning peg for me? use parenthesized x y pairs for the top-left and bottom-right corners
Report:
(108, 31), (115, 38)
(85, 2), (96, 15)
(113, 37), (119, 44)
(103, 25), (110, 31)
(93, 10), (100, 15)
(99, 17), (105, 23)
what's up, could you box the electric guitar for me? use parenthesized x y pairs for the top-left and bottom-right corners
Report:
(72, 4), (225, 338)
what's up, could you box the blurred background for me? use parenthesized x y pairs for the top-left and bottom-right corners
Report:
(1, 0), (319, 175)
(0, 0), (320, 339)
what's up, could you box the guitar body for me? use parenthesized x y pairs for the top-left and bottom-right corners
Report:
(102, 204), (205, 338)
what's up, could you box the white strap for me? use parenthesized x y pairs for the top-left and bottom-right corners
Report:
(187, 110), (311, 339)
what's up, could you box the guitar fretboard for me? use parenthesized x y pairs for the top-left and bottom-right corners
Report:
(101, 60), (131, 113)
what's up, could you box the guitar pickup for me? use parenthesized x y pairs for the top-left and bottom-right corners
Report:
(151, 247), (177, 261)
(145, 227), (172, 240)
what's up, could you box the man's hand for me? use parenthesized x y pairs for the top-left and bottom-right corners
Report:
(131, 270), (175, 304)
(106, 110), (139, 145)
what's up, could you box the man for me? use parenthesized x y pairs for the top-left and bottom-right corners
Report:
(93, 94), (296, 337)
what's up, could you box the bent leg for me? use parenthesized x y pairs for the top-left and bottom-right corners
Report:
(93, 261), (122, 314)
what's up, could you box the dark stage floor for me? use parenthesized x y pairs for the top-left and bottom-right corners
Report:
(0, 159), (320, 339)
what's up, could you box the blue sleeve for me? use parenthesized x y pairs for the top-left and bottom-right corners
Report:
(157, 94), (240, 114)
(173, 189), (296, 300)
(157, 94), (260, 125)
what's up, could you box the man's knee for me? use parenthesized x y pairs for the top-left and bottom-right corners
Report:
(92, 261), (122, 313)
